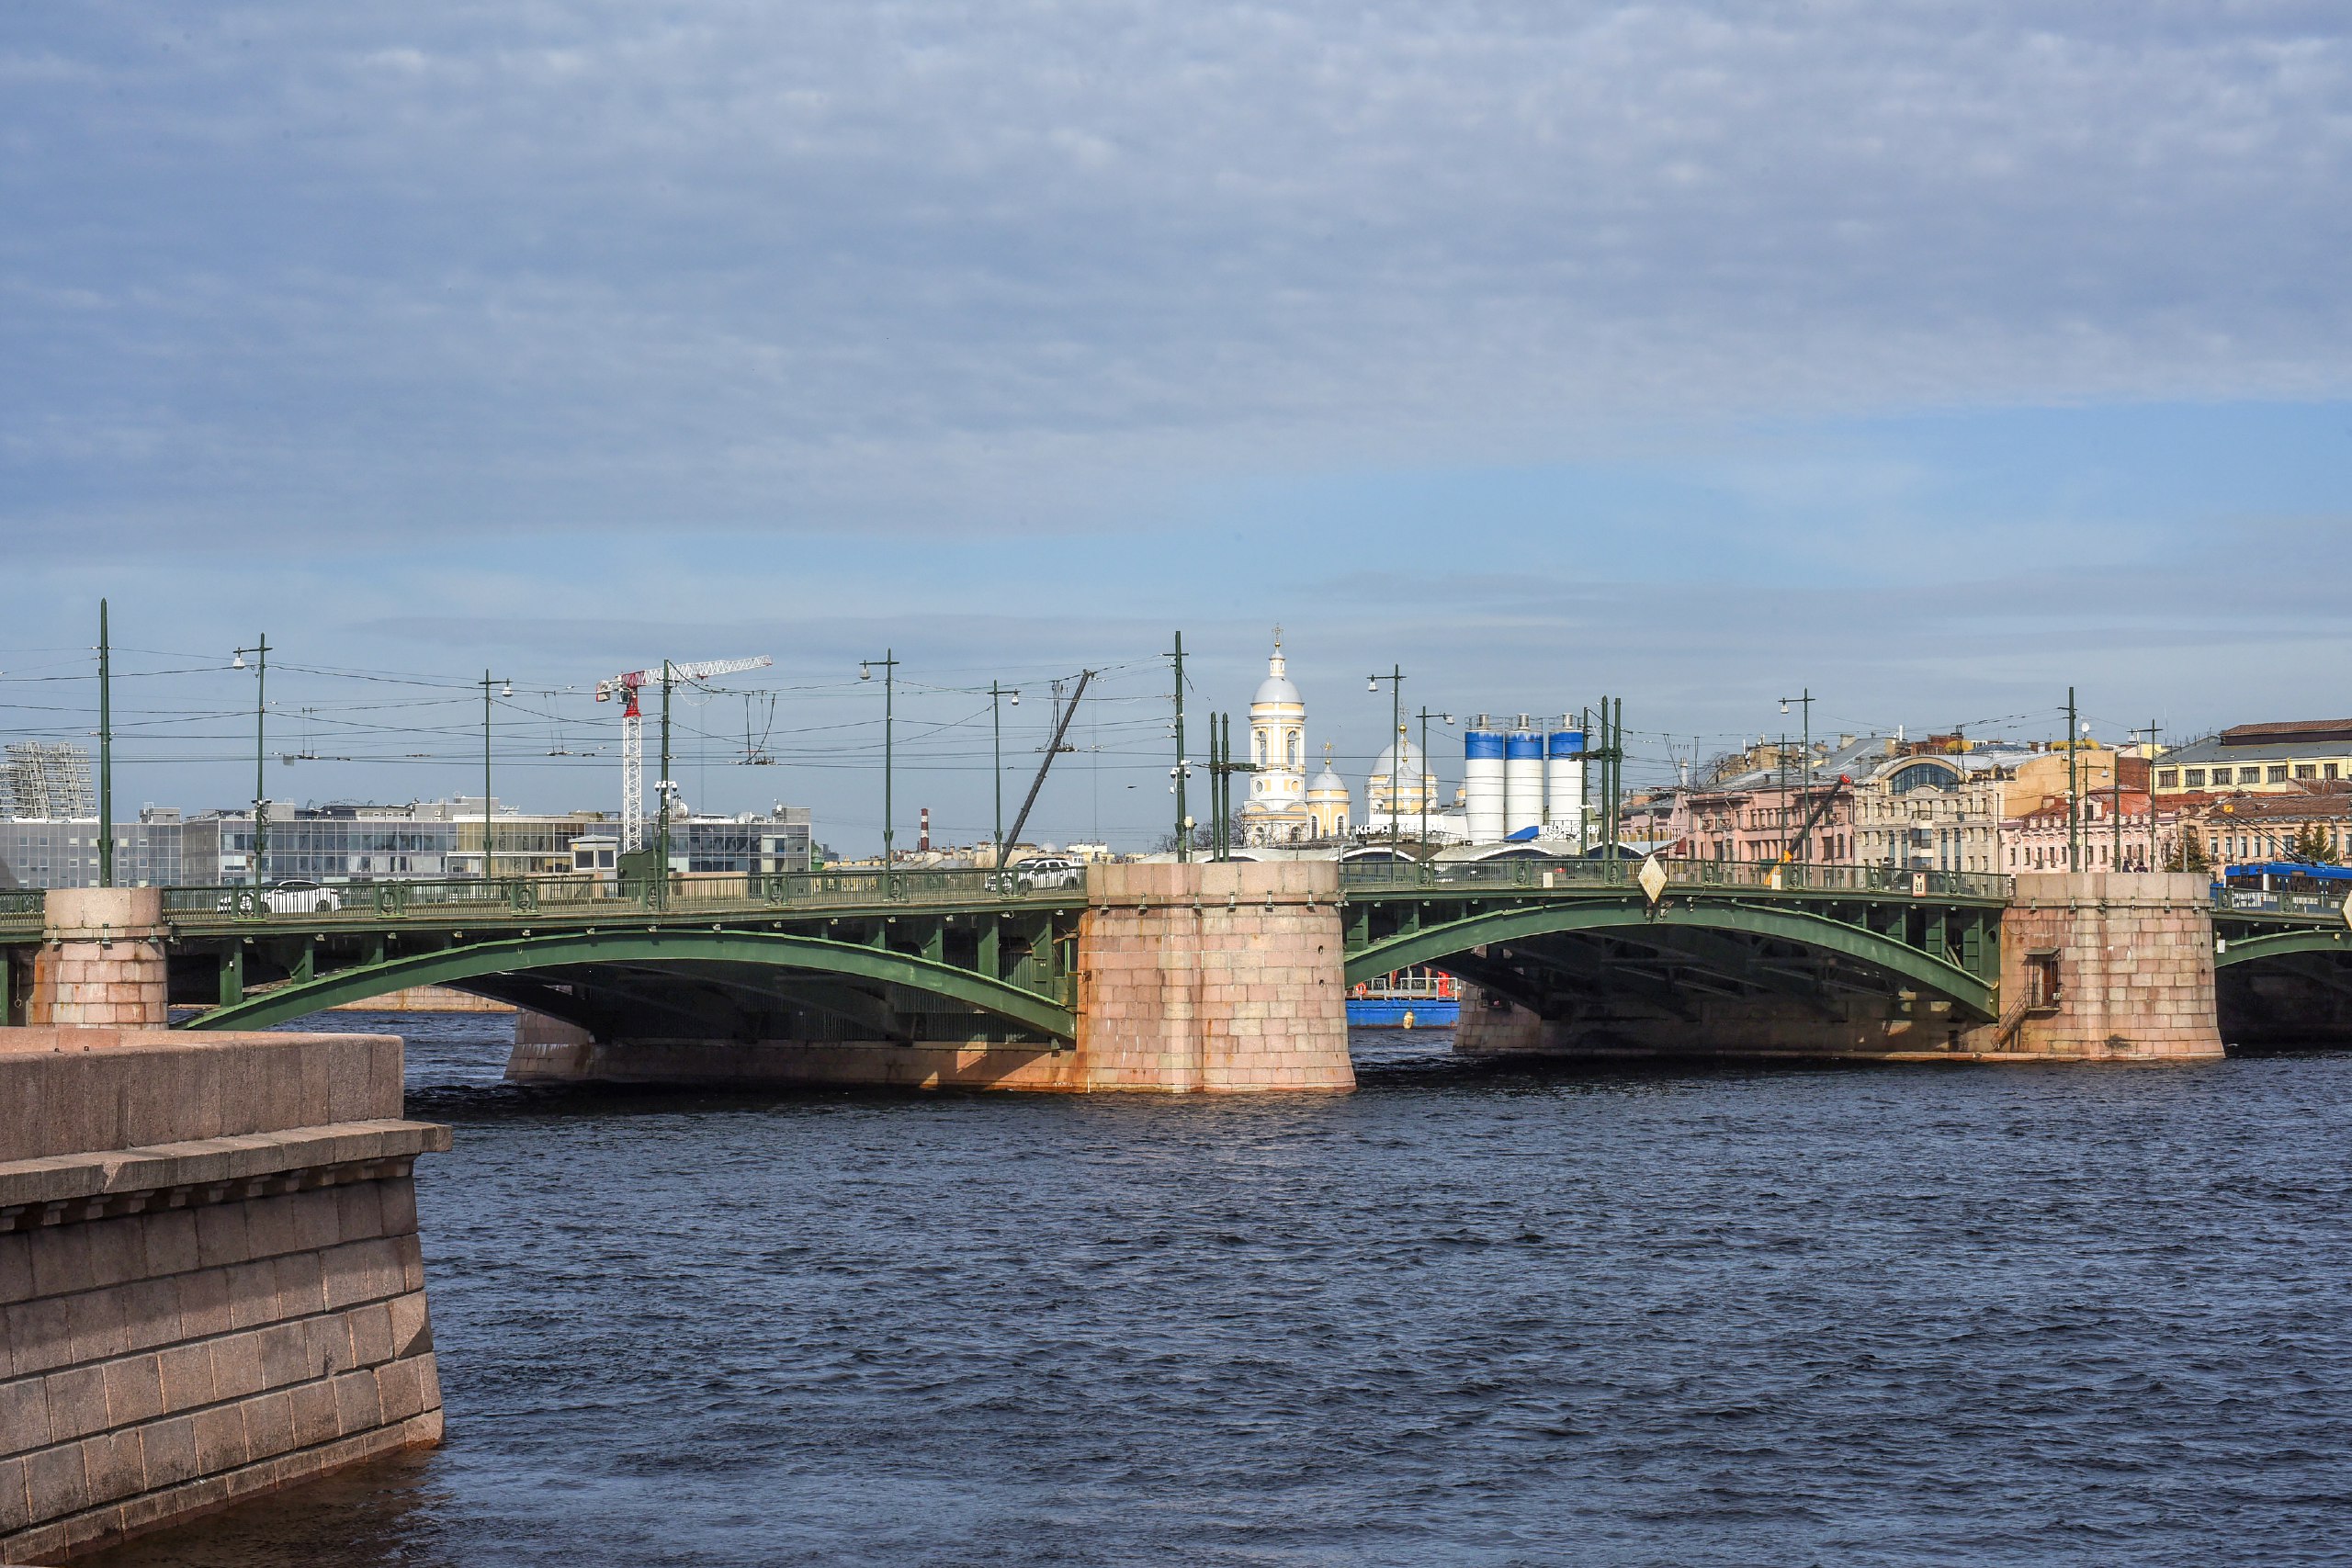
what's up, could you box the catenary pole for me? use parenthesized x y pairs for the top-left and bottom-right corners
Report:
(1170, 632), (1188, 863)
(97, 600), (112, 887)
(480, 671), (510, 882)
(659, 660), (674, 905)
(232, 635), (270, 884)
(2067, 687), (2080, 872)
(989, 681), (1017, 870)
(1369, 666), (1404, 863)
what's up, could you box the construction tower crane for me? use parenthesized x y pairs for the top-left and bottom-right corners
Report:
(595, 655), (772, 851)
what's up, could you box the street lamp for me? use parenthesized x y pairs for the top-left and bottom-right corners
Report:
(479, 671), (510, 882)
(1415, 707), (1453, 855)
(1369, 667), (1405, 864)
(1779, 689), (1815, 863)
(96, 600), (113, 887)
(232, 635), (270, 884)
(861, 652), (899, 870)
(989, 681), (1020, 868)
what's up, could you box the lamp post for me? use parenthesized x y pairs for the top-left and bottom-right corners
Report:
(1416, 706), (1453, 855)
(859, 651), (899, 870)
(989, 681), (1019, 868)
(1369, 666), (1404, 863)
(232, 635), (270, 885)
(479, 671), (511, 881)
(96, 600), (112, 888)
(1779, 689), (1815, 862)
(1169, 632), (1190, 863)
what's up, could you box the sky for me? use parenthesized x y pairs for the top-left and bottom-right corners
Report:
(3, 2), (2349, 852)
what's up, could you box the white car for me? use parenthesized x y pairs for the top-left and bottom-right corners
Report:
(219, 880), (343, 914)
(1012, 857), (1083, 890)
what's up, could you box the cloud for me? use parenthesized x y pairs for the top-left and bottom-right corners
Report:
(2, 1), (2347, 545)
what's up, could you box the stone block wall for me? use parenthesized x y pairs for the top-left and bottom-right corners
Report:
(1075, 860), (1352, 1091)
(0, 1031), (449, 1562)
(1989, 872), (2223, 1060)
(26, 890), (168, 1030)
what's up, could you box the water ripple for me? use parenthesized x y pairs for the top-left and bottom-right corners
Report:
(80, 1019), (2352, 1568)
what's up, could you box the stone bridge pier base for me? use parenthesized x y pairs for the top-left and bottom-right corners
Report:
(1980, 872), (2223, 1061)
(1073, 861), (1352, 1091)
(1455, 872), (2224, 1064)
(28, 887), (170, 1029)
(509, 861), (1355, 1093)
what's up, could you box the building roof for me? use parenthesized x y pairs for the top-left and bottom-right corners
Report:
(2221, 718), (2352, 746)
(1371, 738), (1429, 778)
(2184, 790), (2352, 821)
(2163, 728), (2352, 766)
(1691, 735), (1899, 797)
(1250, 637), (1303, 709)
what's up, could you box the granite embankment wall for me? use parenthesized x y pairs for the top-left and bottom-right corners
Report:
(0, 1027), (448, 1563)
(509, 860), (1354, 1092)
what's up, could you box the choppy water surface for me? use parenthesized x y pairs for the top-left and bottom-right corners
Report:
(86, 1016), (2352, 1566)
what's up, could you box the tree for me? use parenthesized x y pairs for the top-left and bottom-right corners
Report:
(2165, 830), (2211, 874)
(1150, 811), (1252, 856)
(2289, 821), (2341, 865)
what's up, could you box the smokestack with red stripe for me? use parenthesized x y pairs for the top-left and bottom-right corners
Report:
(920, 807), (931, 852)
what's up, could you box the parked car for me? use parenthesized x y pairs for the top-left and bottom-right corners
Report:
(217, 879), (343, 914)
(1011, 856), (1082, 890)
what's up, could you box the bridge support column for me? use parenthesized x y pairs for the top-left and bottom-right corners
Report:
(1074, 861), (1352, 1091)
(28, 886), (169, 1028)
(1982, 872), (2223, 1061)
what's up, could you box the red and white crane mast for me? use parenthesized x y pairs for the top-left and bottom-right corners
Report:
(594, 655), (771, 851)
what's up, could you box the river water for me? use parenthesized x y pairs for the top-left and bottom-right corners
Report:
(84, 1016), (2352, 1567)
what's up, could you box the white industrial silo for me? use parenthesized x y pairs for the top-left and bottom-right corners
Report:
(1504, 718), (1544, 840)
(1464, 719), (1506, 842)
(1547, 723), (1586, 837)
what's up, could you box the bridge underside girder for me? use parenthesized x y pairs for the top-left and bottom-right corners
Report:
(2213, 927), (2352, 1046)
(1347, 895), (2001, 1029)
(1439, 928), (1939, 1032)
(170, 919), (1080, 1043)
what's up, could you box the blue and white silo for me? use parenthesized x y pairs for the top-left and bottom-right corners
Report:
(1504, 721), (1544, 840)
(1464, 721), (1506, 842)
(1547, 725), (1586, 836)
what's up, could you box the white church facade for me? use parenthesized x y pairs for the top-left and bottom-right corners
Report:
(1237, 632), (1454, 849)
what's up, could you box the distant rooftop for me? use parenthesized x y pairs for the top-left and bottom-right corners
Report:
(2221, 719), (2352, 747)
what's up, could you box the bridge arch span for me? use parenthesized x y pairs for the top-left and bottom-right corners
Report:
(1348, 899), (1997, 1022)
(182, 928), (1077, 1041)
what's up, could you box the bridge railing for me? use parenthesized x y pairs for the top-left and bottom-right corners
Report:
(0, 887), (43, 938)
(1337, 856), (2010, 901)
(154, 866), (1083, 925)
(2213, 886), (2348, 919)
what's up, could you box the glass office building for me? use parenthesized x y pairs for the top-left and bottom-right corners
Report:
(0, 809), (185, 890)
(1, 798), (811, 889)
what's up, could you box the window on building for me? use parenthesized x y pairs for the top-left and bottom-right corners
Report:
(2157, 769), (2178, 788)
(2185, 769), (2205, 786)
(2268, 765), (2290, 784)
(2297, 764), (2317, 780)
(2329, 763), (2342, 781)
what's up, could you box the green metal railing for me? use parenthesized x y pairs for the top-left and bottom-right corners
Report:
(155, 866), (1086, 925)
(1338, 856), (2012, 902)
(2213, 886), (2349, 920)
(0, 887), (44, 938)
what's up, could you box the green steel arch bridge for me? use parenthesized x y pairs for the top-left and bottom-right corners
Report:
(2, 860), (2340, 1049)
